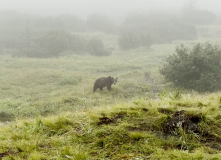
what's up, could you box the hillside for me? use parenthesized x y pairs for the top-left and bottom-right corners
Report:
(1, 92), (221, 159)
(1, 26), (221, 159)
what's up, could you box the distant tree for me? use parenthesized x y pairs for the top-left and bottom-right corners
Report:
(181, 2), (216, 25)
(118, 29), (153, 49)
(36, 30), (73, 57)
(70, 34), (88, 53)
(160, 42), (221, 92)
(87, 38), (112, 56)
(119, 13), (197, 49)
(25, 30), (111, 58)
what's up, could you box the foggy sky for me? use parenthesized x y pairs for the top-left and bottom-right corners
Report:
(1, 0), (221, 17)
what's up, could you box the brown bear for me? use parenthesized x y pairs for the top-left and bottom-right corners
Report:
(93, 76), (118, 92)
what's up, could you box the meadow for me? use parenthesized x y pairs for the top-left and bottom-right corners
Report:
(0, 32), (177, 120)
(1, 28), (221, 159)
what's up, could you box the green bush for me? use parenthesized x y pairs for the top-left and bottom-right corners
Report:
(160, 42), (221, 92)
(24, 30), (88, 58)
(87, 38), (112, 56)
(36, 30), (75, 57)
(15, 30), (111, 57)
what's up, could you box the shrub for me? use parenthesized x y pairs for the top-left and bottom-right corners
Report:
(25, 30), (88, 58)
(36, 30), (75, 57)
(160, 42), (221, 92)
(87, 38), (112, 56)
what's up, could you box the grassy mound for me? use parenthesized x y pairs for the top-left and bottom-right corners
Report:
(1, 92), (221, 159)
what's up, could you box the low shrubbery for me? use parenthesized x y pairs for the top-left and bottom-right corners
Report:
(87, 38), (112, 56)
(160, 42), (221, 92)
(15, 30), (112, 58)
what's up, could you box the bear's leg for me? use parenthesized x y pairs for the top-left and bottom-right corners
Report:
(99, 87), (103, 91)
(107, 85), (111, 91)
(93, 86), (97, 92)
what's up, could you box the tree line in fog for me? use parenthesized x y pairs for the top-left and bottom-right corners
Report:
(0, 3), (218, 58)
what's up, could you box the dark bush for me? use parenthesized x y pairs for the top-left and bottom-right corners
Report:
(160, 42), (221, 92)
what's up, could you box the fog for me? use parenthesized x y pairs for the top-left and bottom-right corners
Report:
(1, 0), (221, 18)
(0, 0), (220, 58)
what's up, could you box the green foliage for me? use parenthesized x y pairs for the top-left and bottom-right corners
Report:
(23, 31), (112, 57)
(87, 38), (112, 56)
(1, 93), (221, 159)
(23, 30), (89, 58)
(160, 42), (221, 92)
(118, 29), (153, 49)
(119, 13), (197, 49)
(36, 30), (77, 57)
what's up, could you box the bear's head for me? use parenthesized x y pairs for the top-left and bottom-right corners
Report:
(108, 76), (118, 85)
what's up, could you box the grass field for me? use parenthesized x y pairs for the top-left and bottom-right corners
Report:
(1, 29), (221, 159)
(0, 35), (178, 120)
(1, 91), (221, 159)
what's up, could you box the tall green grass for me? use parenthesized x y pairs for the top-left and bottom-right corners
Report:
(1, 91), (221, 159)
(0, 41), (177, 120)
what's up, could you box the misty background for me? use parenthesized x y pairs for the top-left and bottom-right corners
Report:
(1, 0), (221, 17)
(0, 0), (221, 58)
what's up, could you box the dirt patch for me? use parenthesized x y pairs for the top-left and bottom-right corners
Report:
(97, 112), (125, 125)
(162, 110), (201, 134)
(210, 143), (221, 150)
(157, 108), (174, 115)
(0, 150), (15, 159)
(142, 108), (148, 112)
(160, 109), (221, 150)
(38, 143), (52, 149)
(126, 124), (151, 132)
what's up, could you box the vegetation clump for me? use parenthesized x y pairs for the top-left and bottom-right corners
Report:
(88, 38), (112, 56)
(160, 42), (221, 92)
